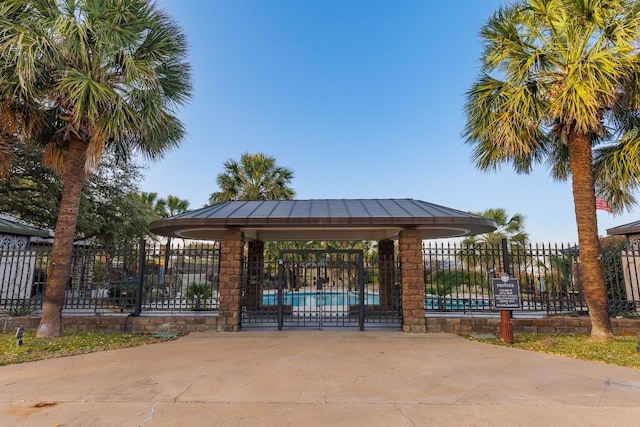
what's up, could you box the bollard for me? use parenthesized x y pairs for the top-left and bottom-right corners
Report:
(15, 325), (24, 347)
(499, 310), (514, 344)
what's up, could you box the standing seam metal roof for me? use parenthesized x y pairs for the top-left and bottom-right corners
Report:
(150, 199), (497, 241)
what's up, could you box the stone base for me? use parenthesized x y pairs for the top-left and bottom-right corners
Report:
(4, 314), (639, 335)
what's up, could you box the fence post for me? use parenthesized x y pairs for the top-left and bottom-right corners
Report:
(501, 238), (510, 277)
(277, 258), (284, 331)
(133, 238), (146, 317)
(500, 238), (514, 343)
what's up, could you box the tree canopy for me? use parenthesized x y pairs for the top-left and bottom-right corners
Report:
(0, 0), (192, 337)
(463, 0), (640, 340)
(208, 152), (295, 204)
(463, 208), (528, 248)
(0, 144), (153, 245)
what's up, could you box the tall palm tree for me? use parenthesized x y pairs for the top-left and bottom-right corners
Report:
(0, 0), (192, 337)
(460, 208), (528, 275)
(164, 195), (190, 217)
(160, 194), (190, 272)
(208, 152), (295, 203)
(463, 0), (640, 340)
(136, 192), (169, 221)
(0, 136), (14, 178)
(462, 208), (528, 248)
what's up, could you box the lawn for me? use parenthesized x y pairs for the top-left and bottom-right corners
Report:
(465, 333), (640, 369)
(0, 331), (178, 366)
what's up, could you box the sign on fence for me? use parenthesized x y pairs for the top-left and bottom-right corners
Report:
(491, 274), (521, 310)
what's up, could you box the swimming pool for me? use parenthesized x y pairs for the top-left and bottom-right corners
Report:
(262, 291), (380, 307)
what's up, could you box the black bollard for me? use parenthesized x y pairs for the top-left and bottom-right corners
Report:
(15, 325), (24, 347)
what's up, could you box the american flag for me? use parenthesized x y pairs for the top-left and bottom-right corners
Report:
(595, 197), (613, 213)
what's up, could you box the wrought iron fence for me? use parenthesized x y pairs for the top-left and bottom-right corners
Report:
(1, 240), (638, 318)
(423, 242), (640, 316)
(0, 240), (220, 314)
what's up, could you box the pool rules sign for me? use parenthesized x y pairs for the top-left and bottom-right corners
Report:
(491, 274), (521, 310)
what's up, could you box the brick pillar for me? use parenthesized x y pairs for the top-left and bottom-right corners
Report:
(399, 228), (426, 332)
(245, 240), (264, 311)
(378, 239), (396, 311)
(217, 229), (244, 332)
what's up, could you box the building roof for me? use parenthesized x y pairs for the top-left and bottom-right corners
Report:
(0, 216), (50, 238)
(150, 198), (497, 241)
(606, 219), (640, 236)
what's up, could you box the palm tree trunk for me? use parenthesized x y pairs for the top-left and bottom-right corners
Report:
(567, 132), (614, 341)
(37, 136), (88, 338)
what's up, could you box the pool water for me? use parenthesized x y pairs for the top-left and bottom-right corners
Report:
(262, 291), (380, 307)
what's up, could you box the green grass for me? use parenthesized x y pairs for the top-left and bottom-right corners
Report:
(1, 331), (178, 366)
(465, 333), (640, 369)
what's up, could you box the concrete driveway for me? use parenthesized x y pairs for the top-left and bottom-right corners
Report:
(1, 332), (640, 426)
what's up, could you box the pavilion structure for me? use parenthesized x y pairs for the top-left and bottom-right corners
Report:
(150, 199), (496, 332)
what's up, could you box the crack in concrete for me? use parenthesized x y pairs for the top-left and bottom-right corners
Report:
(319, 371), (330, 404)
(393, 404), (416, 426)
(173, 374), (207, 402)
(597, 378), (610, 406)
(138, 401), (159, 426)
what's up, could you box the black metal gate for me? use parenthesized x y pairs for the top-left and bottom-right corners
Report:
(241, 249), (401, 330)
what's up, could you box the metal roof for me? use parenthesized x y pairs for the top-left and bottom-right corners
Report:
(0, 216), (50, 238)
(606, 219), (640, 236)
(150, 199), (497, 241)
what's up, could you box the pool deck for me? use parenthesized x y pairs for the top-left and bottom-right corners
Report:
(1, 331), (640, 426)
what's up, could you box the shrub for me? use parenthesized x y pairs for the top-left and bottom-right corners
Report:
(425, 269), (484, 296)
(107, 276), (138, 308)
(186, 282), (214, 310)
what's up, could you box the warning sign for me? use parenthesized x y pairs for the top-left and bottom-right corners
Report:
(491, 278), (521, 310)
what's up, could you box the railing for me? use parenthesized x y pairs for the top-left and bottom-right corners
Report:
(1, 240), (638, 318)
(0, 241), (220, 314)
(423, 242), (640, 316)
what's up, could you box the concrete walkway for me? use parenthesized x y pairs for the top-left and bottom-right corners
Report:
(1, 332), (640, 427)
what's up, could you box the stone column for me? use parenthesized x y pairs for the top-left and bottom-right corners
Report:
(378, 239), (396, 311)
(245, 240), (264, 311)
(217, 229), (244, 332)
(399, 228), (426, 332)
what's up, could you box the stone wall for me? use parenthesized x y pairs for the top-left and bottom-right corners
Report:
(426, 316), (640, 335)
(2, 314), (218, 334)
(3, 315), (638, 336)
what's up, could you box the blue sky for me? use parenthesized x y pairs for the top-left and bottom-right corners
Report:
(143, 0), (638, 243)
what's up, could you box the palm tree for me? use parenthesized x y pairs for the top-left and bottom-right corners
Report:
(0, 136), (14, 178)
(164, 195), (190, 217)
(459, 208), (528, 275)
(136, 192), (169, 221)
(0, 0), (192, 337)
(463, 208), (528, 248)
(208, 152), (295, 203)
(463, 0), (640, 340)
(160, 195), (190, 272)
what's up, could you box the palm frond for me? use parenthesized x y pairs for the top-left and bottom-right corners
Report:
(464, 0), (640, 212)
(0, 0), (192, 168)
(593, 132), (640, 211)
